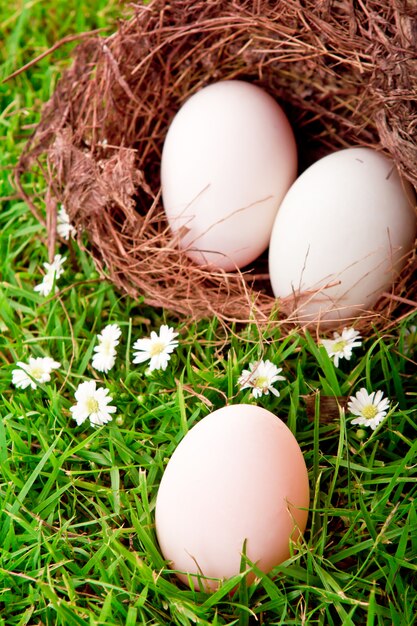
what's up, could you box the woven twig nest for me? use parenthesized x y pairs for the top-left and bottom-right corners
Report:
(17, 0), (417, 328)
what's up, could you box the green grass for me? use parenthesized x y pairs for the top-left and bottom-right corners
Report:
(1, 2), (417, 624)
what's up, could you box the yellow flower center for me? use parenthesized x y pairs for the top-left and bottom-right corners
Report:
(333, 340), (347, 352)
(150, 341), (165, 357)
(101, 338), (113, 354)
(86, 397), (100, 414)
(254, 376), (269, 389)
(30, 366), (44, 380)
(362, 404), (378, 419)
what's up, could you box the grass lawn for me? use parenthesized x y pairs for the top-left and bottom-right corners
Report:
(1, 1), (416, 624)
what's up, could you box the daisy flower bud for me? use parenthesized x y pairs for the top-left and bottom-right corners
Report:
(57, 204), (76, 240)
(238, 359), (285, 398)
(91, 323), (122, 373)
(12, 356), (61, 390)
(70, 380), (116, 427)
(321, 327), (362, 367)
(347, 388), (390, 431)
(132, 325), (179, 371)
(34, 254), (66, 297)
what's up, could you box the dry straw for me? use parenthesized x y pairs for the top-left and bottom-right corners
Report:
(16, 0), (417, 329)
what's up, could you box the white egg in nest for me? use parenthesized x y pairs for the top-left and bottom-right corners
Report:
(161, 80), (297, 271)
(268, 147), (416, 325)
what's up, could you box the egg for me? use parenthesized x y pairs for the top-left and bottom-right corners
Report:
(161, 80), (297, 271)
(268, 147), (416, 325)
(155, 404), (309, 590)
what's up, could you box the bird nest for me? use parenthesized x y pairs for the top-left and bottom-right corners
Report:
(16, 0), (417, 330)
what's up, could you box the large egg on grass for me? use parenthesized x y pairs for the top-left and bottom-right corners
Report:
(268, 147), (416, 325)
(155, 404), (309, 590)
(161, 80), (297, 271)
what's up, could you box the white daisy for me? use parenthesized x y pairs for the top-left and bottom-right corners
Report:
(12, 356), (61, 390)
(34, 254), (66, 296)
(91, 323), (121, 373)
(347, 388), (390, 431)
(132, 325), (179, 372)
(70, 380), (116, 427)
(403, 325), (417, 356)
(321, 327), (362, 367)
(238, 359), (285, 399)
(57, 204), (76, 240)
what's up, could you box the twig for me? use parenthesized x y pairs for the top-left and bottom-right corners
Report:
(2, 29), (107, 83)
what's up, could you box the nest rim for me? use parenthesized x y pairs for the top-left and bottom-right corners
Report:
(15, 0), (417, 334)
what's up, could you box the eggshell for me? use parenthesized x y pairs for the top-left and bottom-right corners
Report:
(268, 147), (416, 325)
(155, 404), (309, 590)
(161, 80), (297, 271)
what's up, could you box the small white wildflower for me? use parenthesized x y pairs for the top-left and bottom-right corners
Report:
(132, 325), (179, 372)
(34, 254), (66, 296)
(12, 356), (61, 390)
(70, 380), (116, 427)
(238, 359), (285, 399)
(91, 323), (121, 373)
(347, 388), (390, 431)
(321, 327), (362, 367)
(403, 325), (417, 356)
(57, 204), (76, 240)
